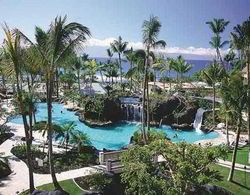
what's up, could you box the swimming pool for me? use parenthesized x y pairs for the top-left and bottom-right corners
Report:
(10, 103), (219, 150)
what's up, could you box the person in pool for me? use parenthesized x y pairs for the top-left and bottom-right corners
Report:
(173, 133), (178, 138)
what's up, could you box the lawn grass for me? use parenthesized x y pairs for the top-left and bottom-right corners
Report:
(226, 146), (250, 165)
(20, 165), (250, 195)
(20, 179), (83, 195)
(211, 164), (250, 195)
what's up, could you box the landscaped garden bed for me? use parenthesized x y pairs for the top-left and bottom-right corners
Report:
(11, 144), (98, 174)
(74, 173), (125, 195)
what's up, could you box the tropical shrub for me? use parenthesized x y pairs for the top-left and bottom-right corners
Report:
(121, 141), (227, 195)
(132, 129), (167, 145)
(75, 173), (112, 192)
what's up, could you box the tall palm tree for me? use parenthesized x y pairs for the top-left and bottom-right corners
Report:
(72, 56), (82, 94)
(18, 16), (91, 191)
(201, 62), (225, 126)
(105, 62), (119, 86)
(85, 59), (97, 93)
(2, 25), (35, 192)
(55, 122), (77, 152)
(124, 47), (136, 91)
(209, 36), (229, 63)
(142, 15), (166, 142)
(69, 130), (91, 152)
(171, 55), (193, 88)
(106, 48), (113, 64)
(206, 18), (229, 64)
(151, 56), (164, 87)
(220, 71), (248, 181)
(206, 18), (230, 35)
(125, 50), (146, 91)
(110, 36), (128, 83)
(231, 17), (250, 144)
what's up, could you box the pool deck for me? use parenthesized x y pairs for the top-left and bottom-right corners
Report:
(1, 99), (249, 194)
(0, 122), (103, 195)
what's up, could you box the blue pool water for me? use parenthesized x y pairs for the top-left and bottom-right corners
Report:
(10, 103), (219, 150)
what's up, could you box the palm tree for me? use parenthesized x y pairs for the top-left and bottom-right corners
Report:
(55, 122), (77, 152)
(124, 47), (137, 91)
(171, 56), (192, 88)
(85, 59), (97, 93)
(97, 62), (107, 84)
(206, 18), (229, 64)
(206, 18), (230, 35)
(110, 36), (128, 83)
(201, 62), (225, 126)
(18, 15), (91, 191)
(2, 25), (35, 192)
(69, 130), (91, 152)
(209, 36), (229, 63)
(219, 102), (233, 146)
(106, 48), (113, 64)
(142, 15), (166, 142)
(220, 71), (248, 181)
(72, 56), (82, 93)
(151, 56), (164, 87)
(125, 50), (145, 91)
(231, 17), (250, 144)
(105, 62), (119, 86)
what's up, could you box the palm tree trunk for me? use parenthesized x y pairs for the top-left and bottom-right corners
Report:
(119, 53), (122, 84)
(15, 73), (34, 192)
(146, 49), (150, 135)
(217, 48), (223, 66)
(226, 117), (229, 146)
(100, 70), (104, 84)
(77, 69), (81, 94)
(33, 110), (37, 124)
(228, 117), (241, 181)
(47, 75), (62, 190)
(247, 55), (250, 144)
(141, 59), (147, 144)
(153, 69), (156, 87)
(130, 62), (133, 92)
(213, 85), (216, 126)
(146, 72), (150, 132)
(2, 75), (6, 87)
(56, 68), (59, 98)
(23, 115), (35, 193)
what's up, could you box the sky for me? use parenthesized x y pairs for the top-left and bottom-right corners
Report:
(0, 0), (249, 59)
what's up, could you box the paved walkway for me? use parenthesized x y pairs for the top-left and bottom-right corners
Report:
(217, 159), (250, 172)
(0, 123), (103, 195)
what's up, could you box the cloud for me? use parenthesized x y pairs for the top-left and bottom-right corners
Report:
(86, 37), (228, 58)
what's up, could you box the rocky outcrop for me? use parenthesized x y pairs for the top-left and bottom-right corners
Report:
(171, 123), (193, 130)
(80, 98), (123, 127)
(151, 95), (198, 128)
(103, 99), (122, 122)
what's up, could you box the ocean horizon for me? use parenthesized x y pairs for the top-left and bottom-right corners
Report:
(93, 57), (212, 78)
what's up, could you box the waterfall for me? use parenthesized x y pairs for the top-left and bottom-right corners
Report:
(159, 119), (163, 127)
(121, 103), (142, 121)
(120, 97), (142, 122)
(193, 108), (206, 133)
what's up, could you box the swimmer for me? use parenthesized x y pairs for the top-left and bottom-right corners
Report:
(61, 110), (63, 114)
(173, 133), (178, 138)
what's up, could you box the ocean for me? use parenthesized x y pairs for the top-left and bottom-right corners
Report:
(94, 57), (211, 78)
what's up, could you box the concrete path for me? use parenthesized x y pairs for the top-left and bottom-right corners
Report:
(217, 159), (250, 172)
(0, 123), (103, 195)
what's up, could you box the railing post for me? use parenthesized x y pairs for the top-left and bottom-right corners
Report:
(107, 159), (112, 172)
(99, 151), (104, 164)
